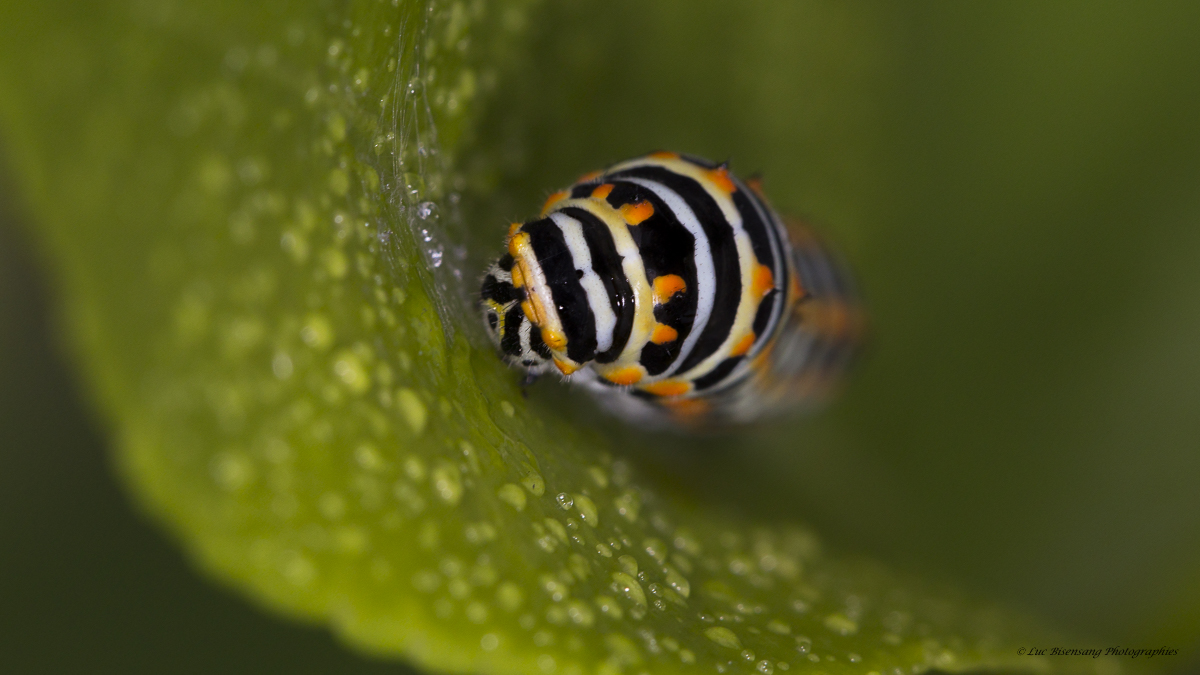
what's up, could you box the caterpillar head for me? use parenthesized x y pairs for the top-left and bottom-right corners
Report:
(480, 254), (552, 373)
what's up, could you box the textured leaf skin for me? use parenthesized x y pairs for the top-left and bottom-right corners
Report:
(0, 2), (1138, 675)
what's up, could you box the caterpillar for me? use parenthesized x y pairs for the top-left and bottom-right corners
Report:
(480, 152), (863, 428)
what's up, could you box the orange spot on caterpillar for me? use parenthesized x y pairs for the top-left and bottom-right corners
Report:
(577, 170), (603, 183)
(652, 274), (687, 305)
(510, 263), (525, 288)
(553, 356), (579, 376)
(790, 274), (806, 301)
(603, 366), (644, 386)
(507, 230), (530, 259)
(752, 263), (775, 298)
(745, 175), (765, 197)
(650, 323), (678, 345)
(730, 332), (756, 357)
(590, 183), (614, 200)
(541, 327), (566, 351)
(706, 166), (736, 195)
(541, 190), (568, 215)
(648, 151), (679, 160)
(619, 201), (654, 225)
(662, 397), (709, 418)
(640, 379), (690, 397)
(521, 289), (553, 340)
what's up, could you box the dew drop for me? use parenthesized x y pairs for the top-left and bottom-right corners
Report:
(767, 619), (791, 634)
(704, 627), (742, 650)
(272, 352), (294, 379)
(327, 113), (347, 142)
(543, 518), (567, 542)
(556, 493), (574, 510)
(573, 494), (598, 526)
(566, 600), (594, 627)
(672, 528), (701, 555)
(497, 483), (526, 511)
(329, 168), (350, 196)
(644, 538), (667, 563)
(432, 463), (462, 505)
(402, 456), (426, 482)
(416, 201), (438, 220)
(281, 552), (316, 586)
(439, 557), (463, 578)
(663, 566), (690, 598)
(614, 491), (639, 521)
(300, 314), (334, 350)
(823, 612), (858, 636)
(465, 602), (488, 623)
(280, 230), (308, 262)
(521, 471), (545, 496)
(594, 595), (623, 620)
(355, 444), (385, 471)
(496, 581), (523, 611)
(567, 553), (590, 581)
(211, 452), (254, 491)
(464, 522), (497, 544)
(332, 350), (370, 394)
(587, 465), (608, 488)
(611, 572), (646, 607)
(396, 388), (427, 435)
(540, 574), (568, 602)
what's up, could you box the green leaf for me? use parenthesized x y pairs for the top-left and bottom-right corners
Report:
(0, 1), (1144, 675)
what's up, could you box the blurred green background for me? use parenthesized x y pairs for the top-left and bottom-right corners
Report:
(473, 0), (1200, 662)
(3, 1), (1199, 673)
